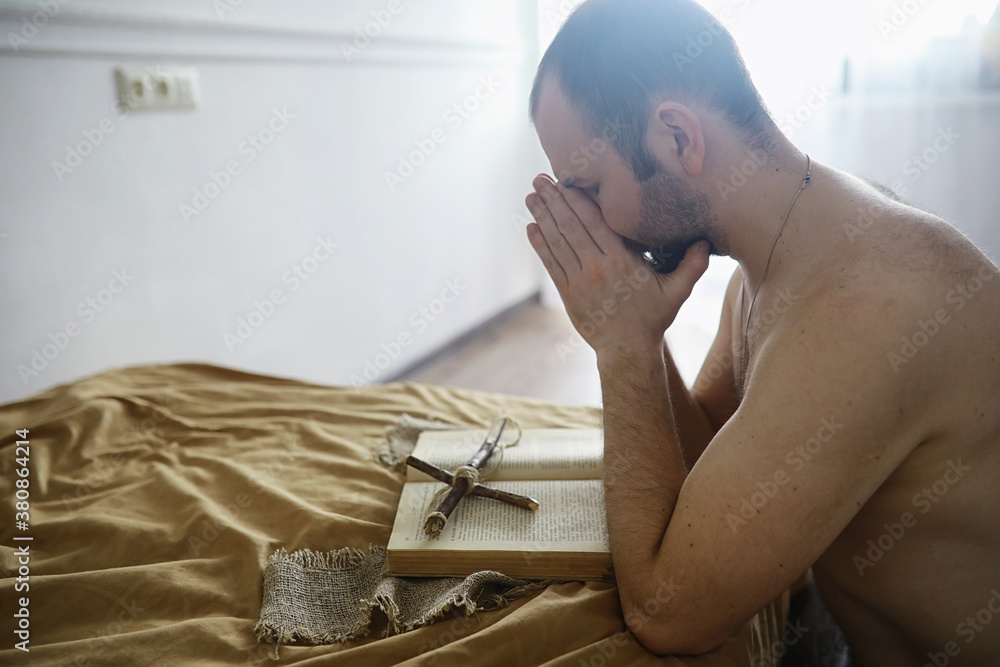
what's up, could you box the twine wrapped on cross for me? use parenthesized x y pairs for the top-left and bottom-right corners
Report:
(403, 416), (540, 536)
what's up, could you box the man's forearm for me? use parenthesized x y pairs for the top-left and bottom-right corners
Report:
(662, 340), (716, 470)
(599, 342), (688, 608)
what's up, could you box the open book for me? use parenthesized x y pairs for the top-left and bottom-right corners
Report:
(385, 427), (614, 581)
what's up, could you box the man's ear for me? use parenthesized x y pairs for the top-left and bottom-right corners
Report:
(647, 101), (705, 177)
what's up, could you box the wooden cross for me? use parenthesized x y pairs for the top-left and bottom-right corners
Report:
(404, 417), (539, 536)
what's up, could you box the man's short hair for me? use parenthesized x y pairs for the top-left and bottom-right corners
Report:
(530, 0), (775, 181)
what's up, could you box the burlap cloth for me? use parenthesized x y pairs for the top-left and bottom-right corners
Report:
(254, 414), (553, 650)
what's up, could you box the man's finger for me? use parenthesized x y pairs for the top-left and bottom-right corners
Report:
(531, 177), (602, 261)
(526, 187), (582, 273)
(558, 185), (625, 255)
(661, 240), (711, 300)
(525, 219), (568, 290)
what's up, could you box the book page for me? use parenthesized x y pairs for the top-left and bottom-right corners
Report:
(405, 428), (602, 482)
(387, 480), (610, 555)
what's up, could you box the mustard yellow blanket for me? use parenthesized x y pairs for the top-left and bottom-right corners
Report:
(0, 363), (786, 665)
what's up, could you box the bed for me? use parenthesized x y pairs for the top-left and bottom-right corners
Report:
(0, 363), (788, 666)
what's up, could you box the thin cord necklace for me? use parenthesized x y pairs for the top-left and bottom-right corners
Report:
(738, 154), (812, 392)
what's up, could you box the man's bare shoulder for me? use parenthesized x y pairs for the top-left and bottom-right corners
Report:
(751, 172), (1000, 438)
(839, 172), (989, 270)
(796, 170), (998, 320)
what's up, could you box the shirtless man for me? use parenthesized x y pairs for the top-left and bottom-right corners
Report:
(522, 0), (1000, 663)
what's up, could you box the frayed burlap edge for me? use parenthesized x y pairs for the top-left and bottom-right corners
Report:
(363, 556), (551, 639)
(254, 546), (375, 645)
(254, 543), (550, 647)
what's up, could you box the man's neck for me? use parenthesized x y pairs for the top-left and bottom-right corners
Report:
(712, 143), (818, 292)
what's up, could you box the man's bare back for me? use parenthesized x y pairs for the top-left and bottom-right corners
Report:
(717, 163), (1000, 664)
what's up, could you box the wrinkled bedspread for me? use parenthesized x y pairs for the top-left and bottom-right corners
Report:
(0, 363), (787, 666)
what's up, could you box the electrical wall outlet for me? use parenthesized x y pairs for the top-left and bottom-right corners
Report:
(114, 66), (199, 111)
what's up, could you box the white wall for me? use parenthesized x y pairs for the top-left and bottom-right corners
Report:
(715, 0), (1000, 259)
(0, 0), (550, 403)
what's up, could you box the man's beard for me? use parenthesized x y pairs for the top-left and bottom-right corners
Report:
(620, 165), (718, 274)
